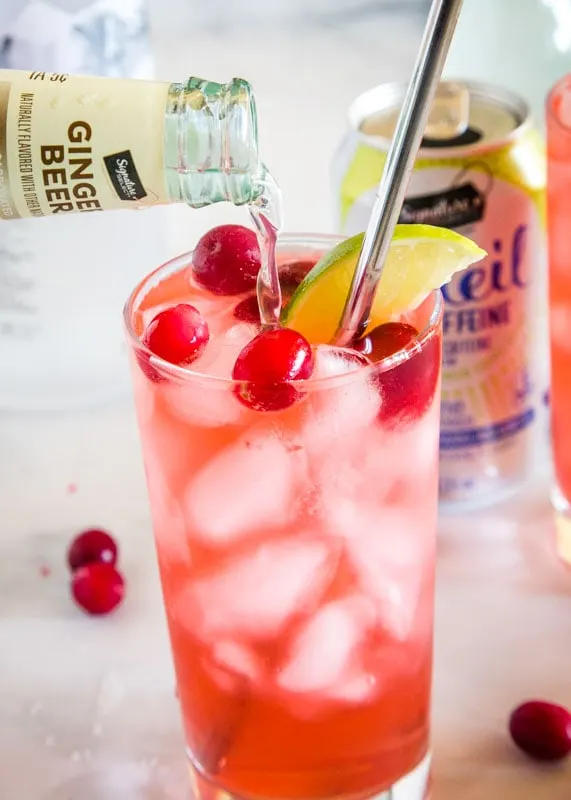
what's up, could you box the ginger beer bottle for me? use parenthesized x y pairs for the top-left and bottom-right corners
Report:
(0, 68), (264, 411)
(0, 70), (264, 220)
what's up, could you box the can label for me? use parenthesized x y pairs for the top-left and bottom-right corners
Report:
(0, 69), (169, 220)
(336, 128), (547, 504)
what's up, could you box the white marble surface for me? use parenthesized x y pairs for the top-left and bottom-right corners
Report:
(1, 402), (571, 800)
(1, 6), (571, 800)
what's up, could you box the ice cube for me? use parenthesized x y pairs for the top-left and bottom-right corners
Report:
(314, 429), (394, 531)
(325, 672), (378, 704)
(161, 323), (258, 429)
(277, 596), (375, 694)
(351, 421), (437, 502)
(197, 322), (258, 379)
(317, 408), (439, 526)
(302, 349), (379, 461)
(340, 508), (428, 640)
(186, 434), (299, 545)
(212, 640), (261, 683)
(183, 537), (336, 639)
(205, 663), (239, 694)
(162, 378), (244, 428)
(387, 403), (440, 479)
(312, 345), (370, 379)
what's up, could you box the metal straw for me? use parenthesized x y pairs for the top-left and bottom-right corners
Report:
(334, 0), (464, 346)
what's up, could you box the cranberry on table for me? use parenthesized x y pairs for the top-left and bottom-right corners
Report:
(192, 225), (261, 295)
(232, 328), (314, 412)
(509, 701), (571, 761)
(142, 303), (209, 366)
(67, 528), (118, 571)
(71, 563), (125, 616)
(356, 322), (440, 423)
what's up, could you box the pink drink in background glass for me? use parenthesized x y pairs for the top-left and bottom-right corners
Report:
(124, 233), (442, 800)
(547, 76), (571, 564)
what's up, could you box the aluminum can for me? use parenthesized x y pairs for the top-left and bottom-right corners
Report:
(333, 80), (548, 509)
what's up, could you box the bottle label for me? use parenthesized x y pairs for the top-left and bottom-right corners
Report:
(0, 69), (169, 219)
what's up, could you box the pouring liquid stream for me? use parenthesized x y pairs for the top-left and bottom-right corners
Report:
(250, 173), (283, 329)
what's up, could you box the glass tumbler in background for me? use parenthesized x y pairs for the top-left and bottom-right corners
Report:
(547, 75), (571, 565)
(125, 234), (442, 800)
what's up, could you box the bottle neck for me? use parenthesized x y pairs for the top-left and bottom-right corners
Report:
(164, 76), (265, 207)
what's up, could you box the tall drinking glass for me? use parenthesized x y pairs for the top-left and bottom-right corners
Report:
(124, 234), (442, 800)
(547, 76), (571, 564)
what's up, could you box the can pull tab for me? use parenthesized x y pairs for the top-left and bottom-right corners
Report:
(425, 82), (470, 140)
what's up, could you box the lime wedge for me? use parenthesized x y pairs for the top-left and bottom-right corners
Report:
(281, 224), (486, 344)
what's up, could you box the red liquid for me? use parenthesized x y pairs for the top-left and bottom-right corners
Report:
(548, 78), (571, 564)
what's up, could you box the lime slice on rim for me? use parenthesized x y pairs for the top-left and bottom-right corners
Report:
(281, 224), (486, 344)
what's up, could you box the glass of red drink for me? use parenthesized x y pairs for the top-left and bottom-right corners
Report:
(124, 232), (442, 800)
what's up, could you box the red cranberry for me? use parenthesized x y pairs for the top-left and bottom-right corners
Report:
(142, 304), (209, 367)
(279, 259), (314, 290)
(233, 295), (261, 323)
(313, 345), (371, 378)
(232, 328), (314, 411)
(68, 528), (118, 571)
(355, 322), (417, 360)
(192, 225), (260, 295)
(356, 322), (440, 424)
(279, 260), (315, 305)
(71, 563), (125, 615)
(509, 701), (571, 761)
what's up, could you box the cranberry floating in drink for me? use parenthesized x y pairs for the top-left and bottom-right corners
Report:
(192, 225), (261, 296)
(232, 328), (314, 411)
